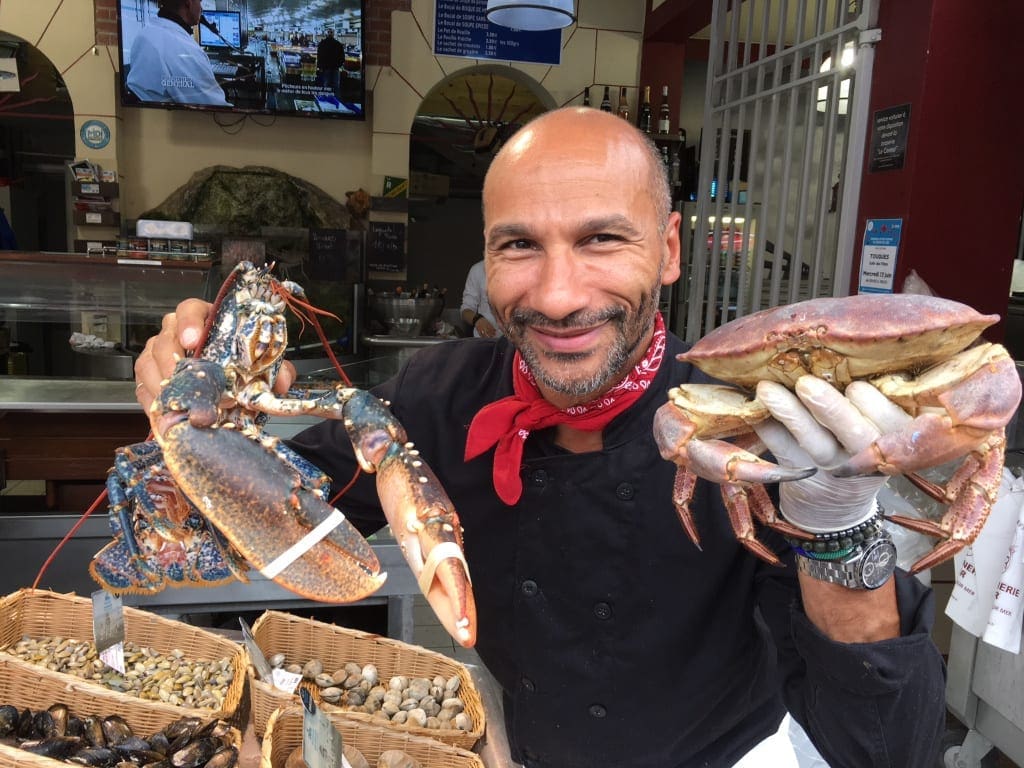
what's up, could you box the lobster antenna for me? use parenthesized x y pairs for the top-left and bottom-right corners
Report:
(33, 487), (109, 589)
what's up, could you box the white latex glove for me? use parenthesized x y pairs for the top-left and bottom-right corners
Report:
(752, 375), (912, 533)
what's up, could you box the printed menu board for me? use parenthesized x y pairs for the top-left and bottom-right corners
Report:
(434, 0), (562, 65)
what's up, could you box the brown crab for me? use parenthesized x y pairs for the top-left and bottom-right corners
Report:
(653, 293), (1022, 574)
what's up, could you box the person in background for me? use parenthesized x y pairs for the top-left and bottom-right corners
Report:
(134, 108), (946, 768)
(316, 28), (345, 99)
(460, 259), (500, 337)
(126, 0), (231, 107)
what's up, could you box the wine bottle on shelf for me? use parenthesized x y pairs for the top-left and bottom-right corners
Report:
(616, 86), (629, 121)
(600, 86), (613, 112)
(583, 86), (591, 107)
(673, 129), (686, 201)
(658, 85), (671, 134)
(637, 86), (652, 133)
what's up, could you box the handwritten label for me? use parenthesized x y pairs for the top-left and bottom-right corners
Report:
(367, 222), (405, 273)
(300, 689), (346, 768)
(92, 590), (125, 673)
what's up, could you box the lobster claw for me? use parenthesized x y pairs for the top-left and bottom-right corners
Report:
(157, 421), (387, 602)
(343, 390), (477, 648)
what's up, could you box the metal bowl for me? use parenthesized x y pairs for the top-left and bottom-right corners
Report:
(369, 296), (444, 337)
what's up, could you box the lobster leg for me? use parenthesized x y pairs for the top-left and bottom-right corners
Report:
(342, 389), (477, 648)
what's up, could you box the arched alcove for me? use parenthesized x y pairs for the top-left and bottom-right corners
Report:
(0, 31), (75, 251)
(405, 66), (551, 296)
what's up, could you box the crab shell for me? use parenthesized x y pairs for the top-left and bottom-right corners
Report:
(680, 294), (1000, 390)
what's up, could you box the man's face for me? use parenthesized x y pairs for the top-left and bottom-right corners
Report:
(179, 0), (203, 26)
(482, 109), (681, 408)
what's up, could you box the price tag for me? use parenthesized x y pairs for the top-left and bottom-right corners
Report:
(85, 212), (102, 224)
(81, 183), (100, 195)
(271, 668), (302, 694)
(91, 590), (125, 673)
(238, 618), (273, 681)
(300, 689), (346, 768)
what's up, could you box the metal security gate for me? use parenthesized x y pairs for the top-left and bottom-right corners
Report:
(678, 0), (881, 341)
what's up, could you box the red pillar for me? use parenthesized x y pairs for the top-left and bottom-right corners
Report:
(851, 0), (1024, 336)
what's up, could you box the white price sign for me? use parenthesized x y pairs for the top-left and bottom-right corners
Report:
(300, 689), (347, 768)
(91, 590), (125, 673)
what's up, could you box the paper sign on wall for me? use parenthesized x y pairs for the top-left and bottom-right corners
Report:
(858, 218), (902, 294)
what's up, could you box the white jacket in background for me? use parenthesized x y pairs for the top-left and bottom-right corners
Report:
(126, 16), (230, 107)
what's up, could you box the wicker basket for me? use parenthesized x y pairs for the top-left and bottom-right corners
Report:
(248, 610), (484, 750)
(0, 655), (242, 768)
(261, 707), (484, 768)
(0, 589), (246, 723)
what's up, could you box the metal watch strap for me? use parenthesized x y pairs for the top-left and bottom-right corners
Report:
(795, 527), (897, 590)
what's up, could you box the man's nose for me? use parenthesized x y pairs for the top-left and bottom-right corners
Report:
(530, 248), (590, 321)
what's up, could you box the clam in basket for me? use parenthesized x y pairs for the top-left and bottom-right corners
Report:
(0, 654), (242, 768)
(247, 610), (485, 750)
(261, 707), (484, 768)
(0, 589), (246, 724)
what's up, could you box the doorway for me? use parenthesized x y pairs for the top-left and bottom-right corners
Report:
(405, 67), (550, 306)
(0, 32), (75, 252)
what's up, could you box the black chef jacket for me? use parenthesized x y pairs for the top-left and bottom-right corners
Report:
(289, 333), (946, 768)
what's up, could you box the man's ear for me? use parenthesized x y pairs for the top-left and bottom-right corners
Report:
(662, 211), (682, 285)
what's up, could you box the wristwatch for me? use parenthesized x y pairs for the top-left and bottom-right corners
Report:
(795, 525), (897, 590)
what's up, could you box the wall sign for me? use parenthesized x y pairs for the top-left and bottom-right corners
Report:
(858, 218), (902, 294)
(80, 119), (111, 150)
(368, 221), (406, 273)
(434, 0), (562, 65)
(868, 104), (911, 172)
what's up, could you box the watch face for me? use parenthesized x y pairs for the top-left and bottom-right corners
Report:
(858, 539), (897, 589)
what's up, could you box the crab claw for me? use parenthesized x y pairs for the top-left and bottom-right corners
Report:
(343, 390), (477, 648)
(158, 422), (387, 602)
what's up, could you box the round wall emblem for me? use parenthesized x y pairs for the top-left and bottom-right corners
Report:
(80, 120), (111, 150)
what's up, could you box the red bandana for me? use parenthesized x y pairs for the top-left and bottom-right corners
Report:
(464, 313), (666, 505)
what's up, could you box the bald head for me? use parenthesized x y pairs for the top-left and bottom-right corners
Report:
(484, 107), (671, 228)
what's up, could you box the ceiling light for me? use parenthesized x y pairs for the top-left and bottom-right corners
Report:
(485, 1), (576, 31)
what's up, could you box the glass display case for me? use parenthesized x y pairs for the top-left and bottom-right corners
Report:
(0, 252), (217, 378)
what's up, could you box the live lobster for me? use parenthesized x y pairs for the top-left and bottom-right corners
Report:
(61, 262), (475, 647)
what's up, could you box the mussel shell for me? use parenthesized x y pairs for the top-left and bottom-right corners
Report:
(147, 731), (171, 755)
(204, 745), (238, 768)
(21, 735), (84, 759)
(33, 710), (57, 739)
(48, 704), (69, 737)
(101, 715), (133, 746)
(68, 746), (119, 767)
(83, 716), (107, 748)
(67, 716), (86, 739)
(142, 760), (171, 768)
(17, 708), (35, 739)
(0, 704), (19, 738)
(162, 718), (202, 744)
(113, 735), (157, 760)
(170, 736), (221, 768)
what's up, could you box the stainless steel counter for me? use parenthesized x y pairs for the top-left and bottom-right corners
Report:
(0, 377), (140, 412)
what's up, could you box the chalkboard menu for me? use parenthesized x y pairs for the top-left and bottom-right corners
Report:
(434, 0), (562, 65)
(309, 228), (362, 282)
(367, 221), (405, 273)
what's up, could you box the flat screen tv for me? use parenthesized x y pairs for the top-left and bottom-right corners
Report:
(117, 0), (365, 120)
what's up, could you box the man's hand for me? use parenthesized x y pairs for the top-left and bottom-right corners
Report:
(752, 375), (911, 532)
(753, 375), (913, 641)
(133, 298), (295, 427)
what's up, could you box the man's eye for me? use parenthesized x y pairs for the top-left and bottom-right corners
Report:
(588, 233), (624, 244)
(502, 239), (534, 250)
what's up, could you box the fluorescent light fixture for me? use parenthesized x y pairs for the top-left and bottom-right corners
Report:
(817, 42), (855, 115)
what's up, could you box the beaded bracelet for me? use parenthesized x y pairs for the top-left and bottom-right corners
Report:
(786, 506), (886, 559)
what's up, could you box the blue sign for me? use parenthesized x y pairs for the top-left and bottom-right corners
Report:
(80, 120), (111, 150)
(434, 0), (562, 65)
(858, 218), (903, 294)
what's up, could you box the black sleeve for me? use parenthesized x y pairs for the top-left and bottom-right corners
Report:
(758, 561), (947, 768)
(284, 371), (409, 538)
